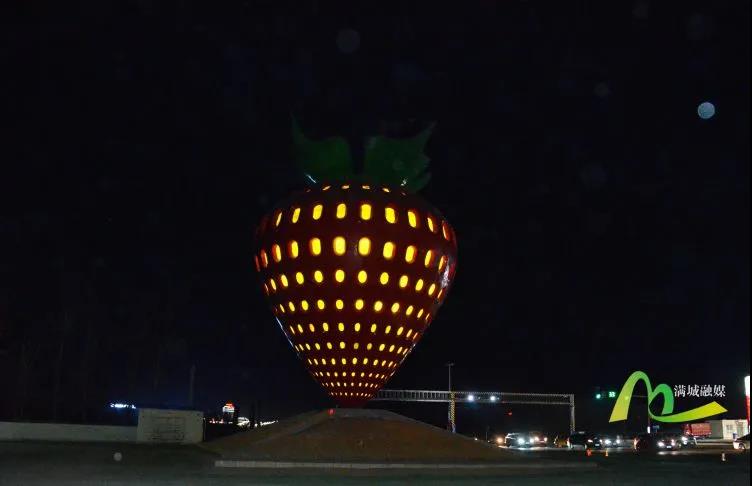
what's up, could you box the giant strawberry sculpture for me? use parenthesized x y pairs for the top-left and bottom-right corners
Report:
(254, 119), (457, 407)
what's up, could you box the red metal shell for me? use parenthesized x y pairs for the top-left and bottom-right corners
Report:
(254, 184), (458, 407)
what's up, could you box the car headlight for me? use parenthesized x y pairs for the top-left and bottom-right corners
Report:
(517, 438), (525, 444)
(604, 439), (612, 445)
(657, 441), (665, 448)
(587, 439), (593, 443)
(616, 439), (622, 444)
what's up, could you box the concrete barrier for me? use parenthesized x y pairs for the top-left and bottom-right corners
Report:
(0, 421), (136, 443)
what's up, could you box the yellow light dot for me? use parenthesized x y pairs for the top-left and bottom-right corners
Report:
(405, 245), (417, 263)
(280, 274), (289, 287)
(357, 270), (367, 284)
(314, 270), (324, 283)
(373, 301), (383, 312)
(405, 305), (414, 316)
(297, 324), (304, 333)
(385, 325), (391, 334)
(301, 300), (309, 311)
(363, 357), (369, 364)
(341, 358), (346, 365)
(360, 203), (372, 220)
(336, 299), (344, 310)
(317, 299), (325, 310)
(399, 275), (409, 288)
(274, 211), (283, 226)
(442, 222), (451, 240)
(312, 204), (323, 220)
(428, 283), (436, 296)
(354, 342), (359, 349)
(335, 269), (345, 283)
(310, 238), (322, 255)
(389, 345), (395, 352)
(336, 203), (347, 219)
(383, 242), (395, 260)
(260, 250), (268, 267)
(385, 207), (397, 223)
(338, 322), (344, 332)
(292, 207), (301, 223)
(269, 278), (277, 291)
(391, 302), (400, 314)
(415, 279), (424, 292)
(322, 322), (329, 332)
(424, 249), (433, 267)
(355, 299), (364, 310)
(305, 343), (311, 350)
(426, 216), (435, 232)
(417, 308), (424, 318)
(352, 357), (358, 365)
(326, 342), (332, 349)
(407, 210), (418, 228)
(438, 255), (447, 271)
(322, 185), (331, 191)
(289, 241), (299, 258)
(379, 272), (389, 285)
(406, 329), (413, 337)
(396, 326), (404, 336)
(339, 341), (346, 349)
(289, 325), (295, 334)
(272, 244), (282, 262)
(342, 184), (350, 189)
(367, 343), (373, 350)
(315, 342), (321, 350)
(370, 324), (377, 333)
(358, 237), (371, 256)
(379, 344), (385, 351)
(296, 272), (305, 285)
(333, 236), (346, 256)
(288, 302), (295, 312)
(354, 322), (361, 332)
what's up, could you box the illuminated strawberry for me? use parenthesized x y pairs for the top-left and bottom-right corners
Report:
(254, 119), (457, 407)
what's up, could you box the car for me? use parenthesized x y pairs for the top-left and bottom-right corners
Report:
(568, 431), (601, 450)
(598, 433), (626, 448)
(634, 432), (685, 451)
(552, 434), (569, 448)
(733, 434), (750, 451)
(526, 431), (549, 447)
(504, 432), (549, 448)
(661, 428), (697, 448)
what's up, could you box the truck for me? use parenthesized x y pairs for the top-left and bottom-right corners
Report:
(682, 422), (711, 438)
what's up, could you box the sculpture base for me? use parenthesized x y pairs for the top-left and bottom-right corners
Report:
(204, 408), (518, 463)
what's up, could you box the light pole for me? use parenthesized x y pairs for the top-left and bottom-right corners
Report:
(446, 362), (455, 433)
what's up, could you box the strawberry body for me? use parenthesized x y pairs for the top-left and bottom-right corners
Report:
(254, 183), (457, 407)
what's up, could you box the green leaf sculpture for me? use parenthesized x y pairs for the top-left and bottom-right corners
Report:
(292, 117), (435, 193)
(291, 116), (353, 184)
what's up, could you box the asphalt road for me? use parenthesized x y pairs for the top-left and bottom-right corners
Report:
(0, 441), (748, 485)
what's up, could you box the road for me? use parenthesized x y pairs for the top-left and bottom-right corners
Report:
(0, 441), (748, 485)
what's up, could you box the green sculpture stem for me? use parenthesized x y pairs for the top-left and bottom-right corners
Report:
(291, 116), (435, 193)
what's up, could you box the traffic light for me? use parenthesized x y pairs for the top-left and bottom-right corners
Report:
(595, 393), (602, 399)
(608, 391), (617, 398)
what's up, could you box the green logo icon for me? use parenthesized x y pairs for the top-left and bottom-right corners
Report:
(609, 371), (727, 423)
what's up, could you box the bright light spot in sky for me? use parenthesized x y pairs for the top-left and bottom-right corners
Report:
(467, 394), (475, 401)
(697, 101), (715, 120)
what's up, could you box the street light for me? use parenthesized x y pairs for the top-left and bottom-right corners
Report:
(467, 394), (475, 402)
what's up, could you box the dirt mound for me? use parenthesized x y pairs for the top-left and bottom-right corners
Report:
(204, 409), (523, 463)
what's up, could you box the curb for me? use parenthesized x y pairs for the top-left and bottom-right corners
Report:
(215, 460), (598, 470)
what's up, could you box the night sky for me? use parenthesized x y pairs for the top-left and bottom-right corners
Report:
(1, 1), (749, 435)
